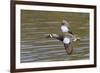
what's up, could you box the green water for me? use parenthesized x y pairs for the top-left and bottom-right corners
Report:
(21, 10), (89, 63)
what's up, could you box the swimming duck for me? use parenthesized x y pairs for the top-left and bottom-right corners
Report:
(46, 20), (80, 55)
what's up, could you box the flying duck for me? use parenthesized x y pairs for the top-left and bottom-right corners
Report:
(46, 20), (80, 55)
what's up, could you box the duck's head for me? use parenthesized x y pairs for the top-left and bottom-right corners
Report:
(46, 33), (59, 38)
(46, 34), (53, 38)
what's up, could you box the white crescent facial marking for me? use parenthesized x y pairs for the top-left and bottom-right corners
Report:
(61, 25), (69, 32)
(63, 37), (70, 44)
(50, 34), (53, 38)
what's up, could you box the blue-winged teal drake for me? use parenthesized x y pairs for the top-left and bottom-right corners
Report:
(46, 20), (80, 55)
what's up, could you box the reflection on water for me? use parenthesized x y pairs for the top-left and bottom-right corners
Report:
(21, 10), (89, 63)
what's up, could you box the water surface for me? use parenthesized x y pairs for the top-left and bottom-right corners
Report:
(21, 10), (89, 63)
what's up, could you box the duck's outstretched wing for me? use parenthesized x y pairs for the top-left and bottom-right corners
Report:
(61, 20), (69, 33)
(61, 20), (73, 35)
(63, 37), (73, 55)
(64, 43), (73, 55)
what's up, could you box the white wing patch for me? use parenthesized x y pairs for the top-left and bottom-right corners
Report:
(61, 25), (69, 32)
(63, 37), (70, 44)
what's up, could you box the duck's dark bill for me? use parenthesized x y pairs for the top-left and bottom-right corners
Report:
(46, 34), (51, 38)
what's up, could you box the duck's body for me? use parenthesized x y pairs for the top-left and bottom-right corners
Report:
(47, 33), (74, 54)
(46, 20), (80, 55)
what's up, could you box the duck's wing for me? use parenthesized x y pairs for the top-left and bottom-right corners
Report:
(64, 43), (73, 55)
(61, 25), (69, 33)
(61, 20), (69, 33)
(63, 37), (73, 55)
(61, 20), (74, 35)
(62, 20), (69, 28)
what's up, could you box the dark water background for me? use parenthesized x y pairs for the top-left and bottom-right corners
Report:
(21, 10), (89, 63)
